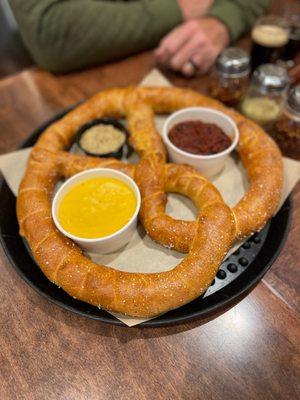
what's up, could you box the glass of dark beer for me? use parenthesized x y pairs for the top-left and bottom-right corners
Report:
(282, 5), (300, 63)
(250, 15), (290, 71)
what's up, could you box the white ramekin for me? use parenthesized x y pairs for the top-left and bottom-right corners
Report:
(52, 168), (141, 254)
(162, 107), (239, 177)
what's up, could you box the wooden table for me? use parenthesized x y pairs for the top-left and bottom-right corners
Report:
(0, 49), (299, 400)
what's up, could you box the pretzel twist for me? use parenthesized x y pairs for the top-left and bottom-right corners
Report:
(17, 87), (283, 317)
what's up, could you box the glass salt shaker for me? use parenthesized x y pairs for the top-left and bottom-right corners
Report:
(240, 64), (289, 128)
(271, 84), (300, 160)
(209, 47), (250, 106)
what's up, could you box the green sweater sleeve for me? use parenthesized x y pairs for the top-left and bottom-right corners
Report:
(8, 0), (183, 73)
(208, 0), (271, 42)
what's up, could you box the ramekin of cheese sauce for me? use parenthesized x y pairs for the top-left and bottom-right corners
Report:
(163, 107), (239, 177)
(52, 169), (141, 254)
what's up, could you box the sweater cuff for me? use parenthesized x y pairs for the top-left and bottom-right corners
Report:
(207, 1), (245, 42)
(148, 0), (183, 36)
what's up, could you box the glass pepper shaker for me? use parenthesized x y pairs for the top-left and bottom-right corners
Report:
(240, 64), (289, 128)
(209, 47), (250, 106)
(271, 84), (300, 160)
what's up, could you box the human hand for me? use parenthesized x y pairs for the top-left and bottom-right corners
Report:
(155, 17), (230, 76)
(178, 0), (214, 20)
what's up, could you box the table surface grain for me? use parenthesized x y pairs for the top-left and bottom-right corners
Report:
(0, 40), (300, 400)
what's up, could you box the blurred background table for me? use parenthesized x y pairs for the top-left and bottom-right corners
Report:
(0, 0), (299, 398)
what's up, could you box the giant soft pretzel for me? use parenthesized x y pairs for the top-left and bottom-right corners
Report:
(17, 87), (283, 317)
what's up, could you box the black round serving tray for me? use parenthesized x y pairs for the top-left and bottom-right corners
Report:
(0, 108), (293, 327)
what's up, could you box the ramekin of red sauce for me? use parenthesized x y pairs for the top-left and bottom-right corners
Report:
(162, 107), (239, 177)
(168, 120), (231, 155)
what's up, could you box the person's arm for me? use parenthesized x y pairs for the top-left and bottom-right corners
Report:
(155, 0), (271, 76)
(207, 0), (271, 42)
(8, 0), (183, 73)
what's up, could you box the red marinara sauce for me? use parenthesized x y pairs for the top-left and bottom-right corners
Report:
(168, 120), (231, 155)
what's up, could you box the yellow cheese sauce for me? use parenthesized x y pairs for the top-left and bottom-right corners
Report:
(58, 177), (137, 239)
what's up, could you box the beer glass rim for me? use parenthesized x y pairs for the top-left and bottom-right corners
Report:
(254, 15), (290, 31)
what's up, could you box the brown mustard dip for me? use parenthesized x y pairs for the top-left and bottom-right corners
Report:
(168, 120), (231, 155)
(79, 124), (126, 155)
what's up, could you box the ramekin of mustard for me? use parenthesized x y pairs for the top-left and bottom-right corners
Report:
(76, 118), (128, 159)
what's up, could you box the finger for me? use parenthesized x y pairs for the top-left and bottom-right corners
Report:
(155, 25), (193, 64)
(181, 61), (196, 77)
(155, 35), (189, 64)
(180, 53), (207, 77)
(191, 49), (217, 74)
(169, 35), (205, 71)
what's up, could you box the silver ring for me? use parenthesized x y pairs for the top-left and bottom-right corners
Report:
(182, 60), (197, 76)
(182, 60), (198, 77)
(189, 59), (198, 70)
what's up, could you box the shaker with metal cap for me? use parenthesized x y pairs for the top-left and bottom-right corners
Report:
(209, 47), (250, 106)
(271, 84), (300, 160)
(241, 63), (290, 126)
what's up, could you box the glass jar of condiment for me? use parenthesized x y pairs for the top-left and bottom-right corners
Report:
(271, 84), (300, 160)
(240, 64), (289, 128)
(209, 47), (250, 106)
